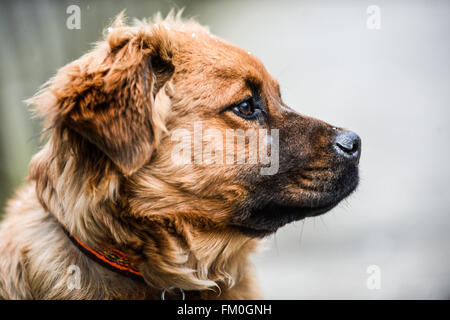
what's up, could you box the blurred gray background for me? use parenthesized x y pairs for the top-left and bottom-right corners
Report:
(1, 0), (449, 299)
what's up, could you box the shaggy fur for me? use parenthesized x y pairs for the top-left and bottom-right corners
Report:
(0, 12), (359, 299)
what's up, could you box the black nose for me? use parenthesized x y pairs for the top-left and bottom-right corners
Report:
(334, 130), (361, 162)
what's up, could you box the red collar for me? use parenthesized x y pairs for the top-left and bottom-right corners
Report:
(63, 228), (145, 282)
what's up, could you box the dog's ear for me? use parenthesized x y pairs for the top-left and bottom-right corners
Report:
(28, 19), (174, 175)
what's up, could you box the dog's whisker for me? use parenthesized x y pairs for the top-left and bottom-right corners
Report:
(319, 216), (329, 231)
(298, 219), (306, 247)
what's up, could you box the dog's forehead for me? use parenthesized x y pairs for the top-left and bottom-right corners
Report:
(171, 29), (277, 88)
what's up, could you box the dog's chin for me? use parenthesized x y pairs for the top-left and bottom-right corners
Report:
(232, 174), (359, 238)
(232, 201), (341, 238)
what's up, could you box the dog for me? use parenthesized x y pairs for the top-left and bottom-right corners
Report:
(0, 12), (361, 299)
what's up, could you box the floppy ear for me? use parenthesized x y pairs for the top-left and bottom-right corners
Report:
(29, 21), (174, 175)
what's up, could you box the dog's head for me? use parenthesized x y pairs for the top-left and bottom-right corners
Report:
(29, 14), (360, 241)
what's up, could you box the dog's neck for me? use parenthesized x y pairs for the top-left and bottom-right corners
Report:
(61, 226), (145, 282)
(28, 131), (259, 294)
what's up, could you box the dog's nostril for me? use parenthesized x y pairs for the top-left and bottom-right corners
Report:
(334, 130), (361, 160)
(337, 138), (358, 153)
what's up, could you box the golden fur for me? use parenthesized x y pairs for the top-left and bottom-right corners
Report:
(0, 11), (360, 299)
(0, 12), (262, 300)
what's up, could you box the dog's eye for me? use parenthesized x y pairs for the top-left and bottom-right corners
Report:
(232, 99), (263, 120)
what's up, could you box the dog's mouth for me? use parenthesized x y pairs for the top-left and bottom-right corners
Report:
(231, 169), (359, 238)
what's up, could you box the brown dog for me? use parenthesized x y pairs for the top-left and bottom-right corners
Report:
(0, 13), (360, 299)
